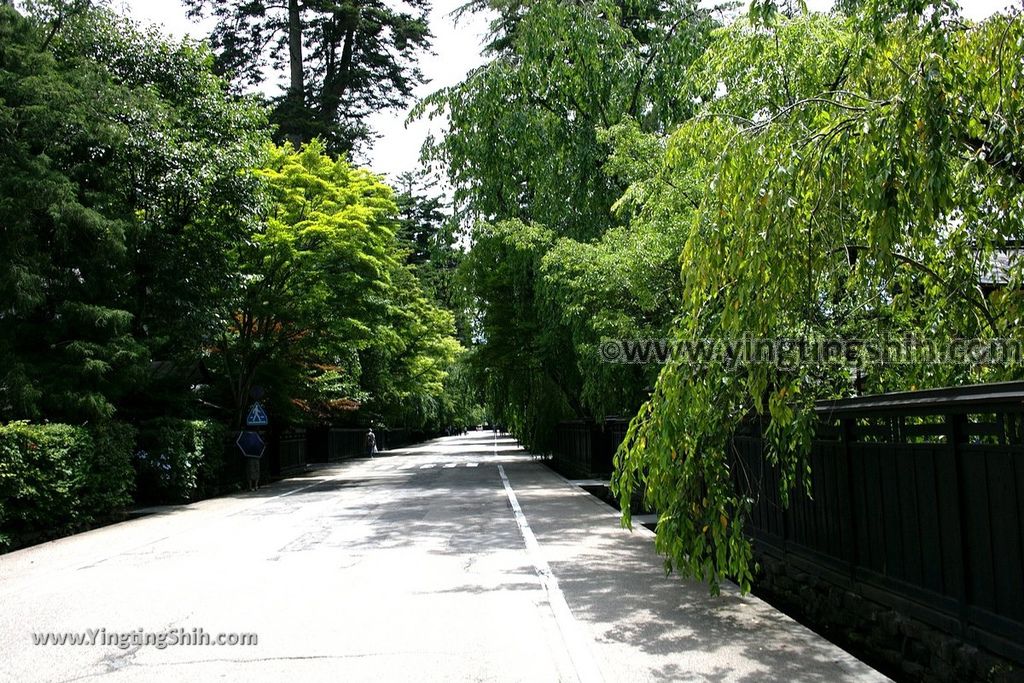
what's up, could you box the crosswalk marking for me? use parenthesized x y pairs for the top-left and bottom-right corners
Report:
(387, 461), (482, 470)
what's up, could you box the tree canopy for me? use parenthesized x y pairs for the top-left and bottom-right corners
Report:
(415, 0), (718, 448)
(612, 1), (1024, 592)
(0, 2), (268, 424)
(428, 0), (1024, 591)
(1, 0), (473, 435)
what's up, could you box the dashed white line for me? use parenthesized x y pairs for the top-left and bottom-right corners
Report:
(272, 478), (330, 499)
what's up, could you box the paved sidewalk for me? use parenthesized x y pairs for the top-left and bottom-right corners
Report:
(0, 433), (886, 682)
(499, 456), (884, 682)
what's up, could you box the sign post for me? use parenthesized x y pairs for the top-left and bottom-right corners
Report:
(236, 430), (265, 491)
(240, 397), (269, 490)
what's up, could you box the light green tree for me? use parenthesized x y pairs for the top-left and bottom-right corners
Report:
(217, 141), (462, 429)
(614, 2), (1024, 592)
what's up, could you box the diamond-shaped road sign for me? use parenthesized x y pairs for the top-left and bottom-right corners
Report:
(236, 431), (265, 458)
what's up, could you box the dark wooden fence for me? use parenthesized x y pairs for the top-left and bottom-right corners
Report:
(304, 426), (424, 462)
(551, 418), (629, 478)
(267, 427), (307, 476)
(305, 427), (364, 461)
(734, 382), (1024, 666)
(200, 425), (433, 501)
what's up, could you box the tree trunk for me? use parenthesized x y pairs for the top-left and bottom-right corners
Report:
(286, 0), (306, 146)
(319, 16), (357, 128)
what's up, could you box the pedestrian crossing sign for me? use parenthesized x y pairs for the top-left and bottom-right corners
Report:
(246, 402), (268, 427)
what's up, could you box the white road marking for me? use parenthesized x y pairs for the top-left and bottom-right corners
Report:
(419, 464), (435, 469)
(497, 464), (604, 683)
(467, 463), (479, 468)
(443, 463), (457, 468)
(270, 477), (329, 499)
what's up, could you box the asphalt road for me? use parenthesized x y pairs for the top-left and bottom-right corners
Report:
(0, 433), (887, 683)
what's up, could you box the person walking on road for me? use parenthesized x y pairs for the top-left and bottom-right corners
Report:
(365, 428), (377, 458)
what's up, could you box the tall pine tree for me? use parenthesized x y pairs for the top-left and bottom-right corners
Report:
(186, 0), (432, 155)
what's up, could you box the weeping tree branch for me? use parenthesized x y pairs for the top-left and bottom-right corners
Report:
(829, 244), (999, 332)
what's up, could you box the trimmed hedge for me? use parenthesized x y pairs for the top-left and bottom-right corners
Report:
(133, 418), (229, 504)
(0, 421), (135, 551)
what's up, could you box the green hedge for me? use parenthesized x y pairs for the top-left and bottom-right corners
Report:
(133, 419), (229, 504)
(0, 421), (135, 551)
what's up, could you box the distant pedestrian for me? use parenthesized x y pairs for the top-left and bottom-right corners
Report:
(365, 428), (377, 457)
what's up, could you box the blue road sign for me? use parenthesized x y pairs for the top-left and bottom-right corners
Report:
(246, 402), (269, 427)
(236, 431), (265, 459)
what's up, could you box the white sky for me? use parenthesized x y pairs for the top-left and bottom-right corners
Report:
(118, 0), (1014, 180)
